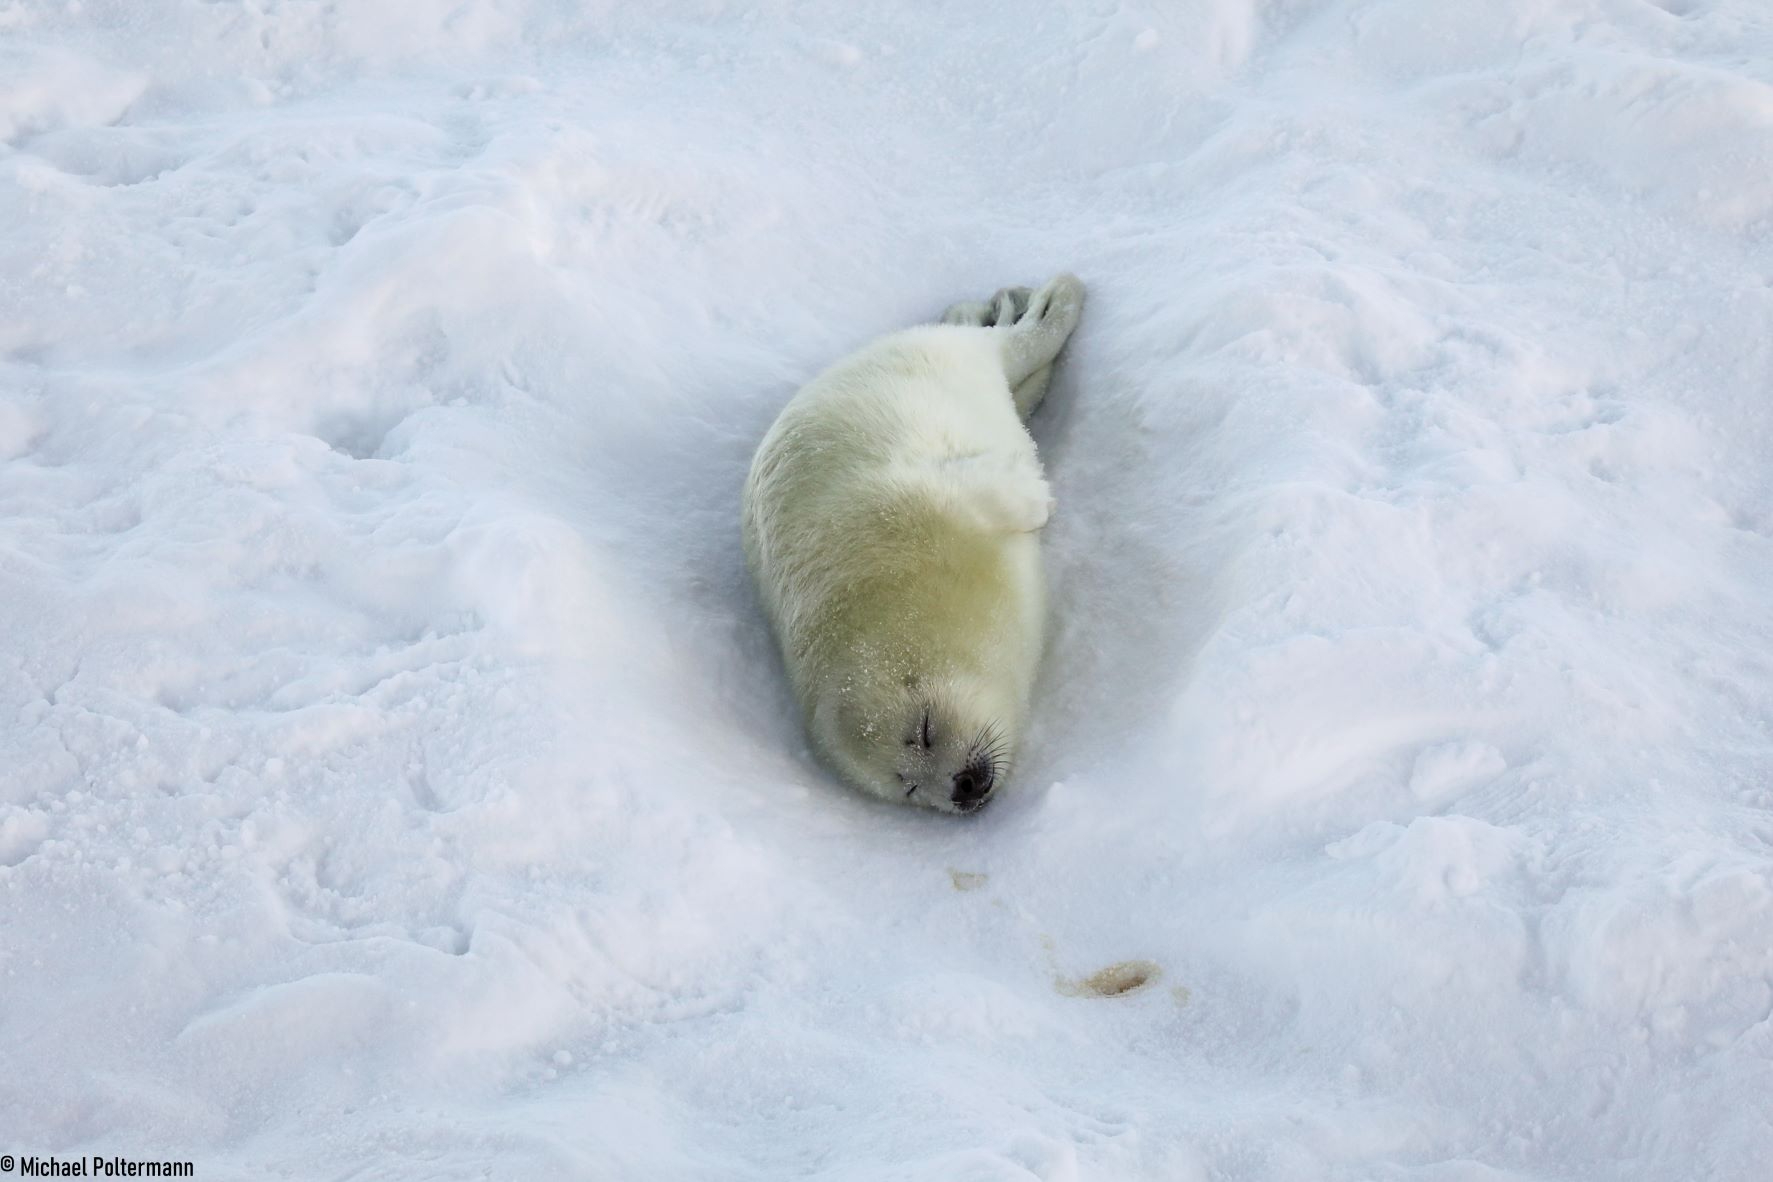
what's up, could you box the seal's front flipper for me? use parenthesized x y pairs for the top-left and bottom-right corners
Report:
(933, 457), (1052, 535)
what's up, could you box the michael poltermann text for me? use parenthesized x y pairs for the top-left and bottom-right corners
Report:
(17, 1157), (193, 1177)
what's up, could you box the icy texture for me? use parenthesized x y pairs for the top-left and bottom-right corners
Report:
(1, 1), (1770, 1178)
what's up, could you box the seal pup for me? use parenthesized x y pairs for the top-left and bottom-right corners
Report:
(742, 274), (1084, 813)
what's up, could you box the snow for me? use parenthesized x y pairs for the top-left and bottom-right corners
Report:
(2, 0), (1770, 1177)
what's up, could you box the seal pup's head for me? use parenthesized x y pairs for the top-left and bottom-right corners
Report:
(811, 675), (1015, 815)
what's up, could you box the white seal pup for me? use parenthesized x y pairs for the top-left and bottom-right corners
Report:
(742, 274), (1085, 813)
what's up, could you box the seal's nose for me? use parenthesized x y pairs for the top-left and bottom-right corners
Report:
(951, 768), (993, 808)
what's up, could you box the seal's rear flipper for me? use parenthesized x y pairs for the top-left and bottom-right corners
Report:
(999, 273), (1084, 398)
(1010, 364), (1053, 423)
(942, 285), (1033, 328)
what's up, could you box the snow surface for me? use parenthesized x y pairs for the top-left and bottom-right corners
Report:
(3, 0), (1771, 1178)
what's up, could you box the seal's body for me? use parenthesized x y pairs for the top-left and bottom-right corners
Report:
(742, 275), (1084, 813)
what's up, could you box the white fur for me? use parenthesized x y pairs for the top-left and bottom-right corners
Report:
(742, 274), (1084, 812)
